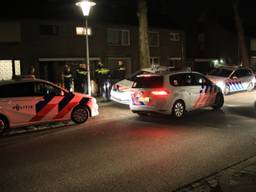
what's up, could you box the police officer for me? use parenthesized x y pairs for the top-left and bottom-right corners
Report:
(95, 62), (111, 101)
(112, 60), (126, 82)
(75, 64), (88, 94)
(63, 64), (72, 91)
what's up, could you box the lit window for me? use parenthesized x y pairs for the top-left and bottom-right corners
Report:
(0, 60), (13, 80)
(76, 27), (92, 36)
(14, 60), (21, 76)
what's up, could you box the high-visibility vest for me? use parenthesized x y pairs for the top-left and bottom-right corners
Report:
(95, 68), (110, 75)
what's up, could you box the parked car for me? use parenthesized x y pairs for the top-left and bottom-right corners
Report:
(207, 66), (255, 95)
(0, 76), (99, 133)
(130, 71), (224, 118)
(110, 65), (173, 105)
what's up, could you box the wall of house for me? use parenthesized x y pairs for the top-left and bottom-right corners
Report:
(0, 19), (185, 83)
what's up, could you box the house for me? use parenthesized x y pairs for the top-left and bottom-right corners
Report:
(0, 19), (185, 85)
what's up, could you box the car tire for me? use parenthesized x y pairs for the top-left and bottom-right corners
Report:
(0, 115), (9, 134)
(224, 85), (230, 95)
(247, 82), (254, 92)
(172, 100), (185, 118)
(212, 92), (224, 110)
(71, 105), (89, 124)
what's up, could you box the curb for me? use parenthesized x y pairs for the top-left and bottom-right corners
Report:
(175, 155), (256, 192)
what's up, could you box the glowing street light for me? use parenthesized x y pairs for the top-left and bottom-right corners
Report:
(76, 0), (96, 96)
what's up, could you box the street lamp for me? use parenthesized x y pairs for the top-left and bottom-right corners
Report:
(76, 0), (96, 96)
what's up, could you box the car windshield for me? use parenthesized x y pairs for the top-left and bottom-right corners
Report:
(132, 76), (163, 88)
(208, 68), (233, 77)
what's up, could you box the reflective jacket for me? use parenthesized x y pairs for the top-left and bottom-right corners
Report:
(95, 67), (111, 84)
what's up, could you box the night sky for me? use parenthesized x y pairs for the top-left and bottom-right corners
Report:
(1, 0), (256, 33)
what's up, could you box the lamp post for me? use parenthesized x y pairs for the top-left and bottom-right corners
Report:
(76, 0), (96, 96)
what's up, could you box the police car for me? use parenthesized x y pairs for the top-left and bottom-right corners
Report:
(130, 71), (224, 118)
(0, 76), (99, 133)
(207, 66), (255, 95)
(110, 65), (172, 105)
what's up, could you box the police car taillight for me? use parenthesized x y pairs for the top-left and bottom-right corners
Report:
(151, 89), (169, 96)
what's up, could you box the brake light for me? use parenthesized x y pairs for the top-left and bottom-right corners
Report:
(151, 90), (169, 96)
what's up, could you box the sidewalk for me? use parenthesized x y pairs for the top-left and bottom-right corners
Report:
(176, 156), (256, 192)
(219, 156), (256, 192)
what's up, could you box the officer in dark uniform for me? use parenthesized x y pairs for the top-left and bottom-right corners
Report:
(95, 62), (111, 101)
(63, 64), (72, 91)
(74, 64), (88, 93)
(116, 60), (126, 80)
(112, 60), (126, 82)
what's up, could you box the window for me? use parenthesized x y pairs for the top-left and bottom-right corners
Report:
(170, 74), (185, 86)
(76, 27), (92, 36)
(34, 83), (61, 96)
(150, 57), (160, 65)
(232, 69), (252, 78)
(192, 74), (211, 86)
(170, 32), (180, 41)
(168, 57), (181, 69)
(40, 24), (59, 36)
(107, 29), (130, 46)
(251, 57), (256, 71)
(149, 32), (159, 47)
(250, 39), (256, 51)
(0, 60), (21, 80)
(170, 73), (192, 86)
(0, 60), (13, 80)
(133, 76), (163, 88)
(0, 83), (34, 98)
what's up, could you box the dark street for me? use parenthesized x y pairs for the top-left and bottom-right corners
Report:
(1, 91), (256, 192)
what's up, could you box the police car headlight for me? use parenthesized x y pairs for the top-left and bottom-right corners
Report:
(216, 81), (225, 91)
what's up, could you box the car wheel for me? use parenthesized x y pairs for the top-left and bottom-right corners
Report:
(212, 92), (224, 110)
(247, 82), (254, 92)
(71, 106), (89, 124)
(0, 116), (9, 134)
(172, 100), (185, 118)
(224, 85), (230, 95)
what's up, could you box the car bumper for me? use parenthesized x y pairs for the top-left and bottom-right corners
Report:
(87, 99), (99, 117)
(130, 104), (171, 115)
(110, 90), (131, 105)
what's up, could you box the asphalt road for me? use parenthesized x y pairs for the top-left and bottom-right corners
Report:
(0, 91), (256, 192)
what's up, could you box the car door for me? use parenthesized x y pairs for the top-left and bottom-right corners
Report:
(169, 73), (200, 111)
(31, 82), (66, 123)
(0, 82), (38, 127)
(237, 69), (254, 89)
(230, 69), (246, 91)
(190, 73), (216, 109)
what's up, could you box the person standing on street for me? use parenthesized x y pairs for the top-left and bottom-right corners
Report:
(95, 62), (111, 101)
(112, 60), (126, 82)
(63, 64), (73, 91)
(74, 64), (88, 94)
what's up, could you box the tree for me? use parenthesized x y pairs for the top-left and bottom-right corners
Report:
(233, 0), (249, 67)
(137, 0), (150, 69)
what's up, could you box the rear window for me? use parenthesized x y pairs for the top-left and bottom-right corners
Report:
(132, 76), (163, 88)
